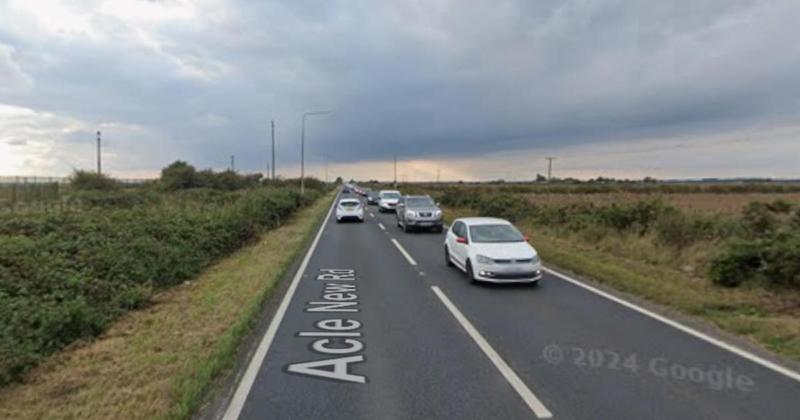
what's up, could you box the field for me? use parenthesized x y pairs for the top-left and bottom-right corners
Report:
(393, 181), (800, 360)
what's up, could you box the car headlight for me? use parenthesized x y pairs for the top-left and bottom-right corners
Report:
(531, 254), (541, 264)
(476, 254), (494, 265)
(406, 210), (416, 217)
(434, 210), (442, 217)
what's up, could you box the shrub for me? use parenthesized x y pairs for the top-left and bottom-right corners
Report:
(475, 194), (527, 222)
(765, 199), (793, 213)
(760, 232), (800, 288)
(655, 209), (698, 248)
(0, 186), (315, 385)
(741, 202), (778, 237)
(708, 240), (762, 287)
(70, 170), (119, 191)
(161, 161), (198, 190)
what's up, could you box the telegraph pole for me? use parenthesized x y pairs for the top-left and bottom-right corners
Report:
(270, 120), (276, 180)
(324, 155), (329, 183)
(545, 157), (556, 181)
(96, 131), (102, 174)
(230, 155), (235, 172)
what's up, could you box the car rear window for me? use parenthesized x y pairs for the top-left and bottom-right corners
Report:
(339, 201), (360, 207)
(380, 192), (400, 199)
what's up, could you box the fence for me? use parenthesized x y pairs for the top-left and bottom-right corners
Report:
(0, 176), (152, 212)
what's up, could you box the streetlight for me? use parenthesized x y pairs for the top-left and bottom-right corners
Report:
(300, 110), (332, 195)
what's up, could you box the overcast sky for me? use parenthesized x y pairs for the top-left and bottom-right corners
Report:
(1, 0), (799, 181)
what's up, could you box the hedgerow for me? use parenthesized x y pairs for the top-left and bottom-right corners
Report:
(0, 186), (324, 385)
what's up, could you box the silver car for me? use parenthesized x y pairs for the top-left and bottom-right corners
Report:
(396, 195), (444, 233)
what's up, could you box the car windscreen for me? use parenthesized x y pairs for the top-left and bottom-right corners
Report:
(468, 224), (524, 243)
(339, 201), (360, 207)
(406, 197), (435, 207)
(380, 193), (401, 199)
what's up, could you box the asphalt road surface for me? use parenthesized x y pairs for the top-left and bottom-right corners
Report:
(221, 191), (800, 420)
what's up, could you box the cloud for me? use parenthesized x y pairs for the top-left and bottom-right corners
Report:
(0, 0), (799, 178)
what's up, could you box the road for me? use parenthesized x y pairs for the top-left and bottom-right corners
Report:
(221, 191), (800, 420)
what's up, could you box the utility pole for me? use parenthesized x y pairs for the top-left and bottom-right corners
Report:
(393, 155), (397, 187)
(271, 120), (276, 180)
(96, 131), (102, 174)
(230, 155), (235, 172)
(546, 157), (556, 181)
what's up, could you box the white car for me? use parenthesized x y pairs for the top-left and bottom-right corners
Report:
(377, 190), (402, 213)
(335, 198), (364, 223)
(444, 217), (542, 284)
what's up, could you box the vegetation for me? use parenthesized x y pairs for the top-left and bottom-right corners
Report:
(0, 192), (333, 420)
(70, 170), (120, 191)
(0, 162), (328, 386)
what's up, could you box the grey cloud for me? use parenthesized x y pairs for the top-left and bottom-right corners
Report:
(1, 0), (799, 176)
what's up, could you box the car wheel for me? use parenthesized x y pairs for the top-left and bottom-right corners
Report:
(445, 246), (454, 267)
(466, 260), (478, 284)
(402, 221), (409, 233)
(434, 226), (444, 234)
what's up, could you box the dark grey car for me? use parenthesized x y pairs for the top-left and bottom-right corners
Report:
(396, 195), (444, 233)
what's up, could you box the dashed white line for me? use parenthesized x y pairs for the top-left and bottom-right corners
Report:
(369, 213), (375, 218)
(378, 222), (386, 231)
(391, 238), (417, 266)
(431, 286), (553, 418)
(222, 196), (337, 420)
(544, 266), (800, 384)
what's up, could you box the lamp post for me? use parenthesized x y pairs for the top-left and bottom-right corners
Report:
(300, 110), (332, 195)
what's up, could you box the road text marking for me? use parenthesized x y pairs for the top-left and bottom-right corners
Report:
(431, 286), (553, 418)
(544, 266), (800, 384)
(391, 238), (417, 266)
(222, 196), (337, 420)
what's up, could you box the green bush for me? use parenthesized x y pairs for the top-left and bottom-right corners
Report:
(765, 199), (793, 213)
(760, 232), (800, 288)
(741, 202), (778, 237)
(475, 194), (528, 222)
(708, 241), (762, 287)
(70, 170), (120, 191)
(0, 186), (317, 385)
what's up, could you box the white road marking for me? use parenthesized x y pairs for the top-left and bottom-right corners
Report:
(544, 266), (800, 384)
(431, 286), (553, 418)
(369, 213), (375, 218)
(223, 196), (338, 420)
(391, 238), (417, 266)
(378, 222), (386, 231)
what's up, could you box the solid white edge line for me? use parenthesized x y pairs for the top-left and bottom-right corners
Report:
(378, 222), (386, 231)
(222, 195), (338, 420)
(391, 238), (417, 266)
(543, 266), (800, 383)
(431, 286), (553, 418)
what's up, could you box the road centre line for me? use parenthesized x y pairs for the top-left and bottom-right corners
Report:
(544, 266), (800, 383)
(222, 196), (337, 420)
(431, 286), (553, 418)
(391, 238), (418, 266)
(378, 222), (385, 231)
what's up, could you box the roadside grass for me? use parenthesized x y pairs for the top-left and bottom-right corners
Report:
(0, 192), (333, 420)
(444, 206), (800, 362)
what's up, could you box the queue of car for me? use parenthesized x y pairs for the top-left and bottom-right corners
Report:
(338, 183), (542, 285)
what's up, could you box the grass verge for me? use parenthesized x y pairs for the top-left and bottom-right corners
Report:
(0, 192), (333, 420)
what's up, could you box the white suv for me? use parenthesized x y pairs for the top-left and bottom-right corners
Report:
(444, 217), (542, 284)
(377, 190), (401, 213)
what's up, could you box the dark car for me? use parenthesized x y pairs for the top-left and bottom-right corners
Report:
(365, 191), (380, 205)
(396, 195), (444, 233)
